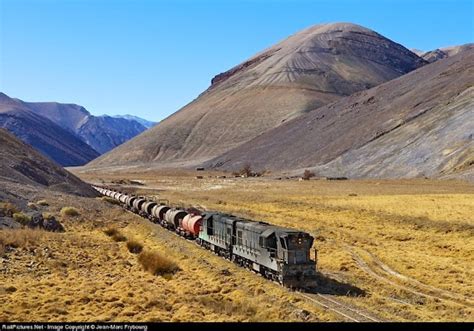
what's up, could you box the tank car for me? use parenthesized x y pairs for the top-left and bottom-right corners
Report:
(141, 201), (157, 219)
(151, 205), (170, 224)
(163, 209), (188, 230)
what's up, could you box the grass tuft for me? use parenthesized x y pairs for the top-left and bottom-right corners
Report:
(0, 202), (19, 217)
(36, 200), (49, 206)
(138, 250), (179, 276)
(0, 228), (43, 256)
(103, 227), (127, 242)
(60, 207), (80, 217)
(126, 240), (143, 254)
(27, 202), (38, 210)
(13, 212), (31, 225)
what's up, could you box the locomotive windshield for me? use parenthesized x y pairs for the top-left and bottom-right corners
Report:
(286, 233), (311, 249)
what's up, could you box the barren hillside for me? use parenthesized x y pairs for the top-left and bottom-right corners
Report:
(0, 128), (96, 205)
(420, 43), (474, 63)
(88, 22), (426, 168)
(206, 50), (474, 179)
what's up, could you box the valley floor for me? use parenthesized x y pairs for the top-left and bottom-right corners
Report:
(2, 169), (473, 322)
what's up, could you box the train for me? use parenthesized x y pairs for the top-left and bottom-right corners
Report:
(94, 186), (318, 288)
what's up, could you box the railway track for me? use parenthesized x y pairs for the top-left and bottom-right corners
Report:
(298, 292), (381, 322)
(124, 204), (383, 322)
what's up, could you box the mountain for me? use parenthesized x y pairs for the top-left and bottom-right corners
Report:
(87, 22), (427, 168)
(25, 102), (150, 154)
(113, 114), (156, 128)
(0, 128), (96, 204)
(76, 115), (148, 154)
(206, 49), (474, 180)
(419, 43), (473, 63)
(410, 49), (425, 56)
(0, 93), (100, 166)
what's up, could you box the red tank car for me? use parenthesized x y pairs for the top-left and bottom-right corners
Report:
(182, 214), (203, 237)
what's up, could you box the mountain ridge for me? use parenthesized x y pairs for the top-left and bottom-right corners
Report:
(0, 93), (100, 166)
(88, 22), (427, 168)
(206, 49), (474, 180)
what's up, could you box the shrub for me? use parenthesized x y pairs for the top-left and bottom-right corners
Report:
(241, 163), (252, 177)
(233, 163), (259, 177)
(0, 202), (19, 217)
(60, 207), (79, 217)
(36, 200), (49, 206)
(302, 169), (315, 180)
(112, 232), (127, 242)
(27, 202), (38, 210)
(103, 227), (119, 237)
(126, 240), (143, 254)
(0, 228), (43, 256)
(103, 227), (127, 242)
(42, 212), (55, 220)
(138, 251), (179, 276)
(13, 212), (31, 225)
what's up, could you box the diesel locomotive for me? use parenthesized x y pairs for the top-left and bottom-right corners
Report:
(94, 186), (318, 288)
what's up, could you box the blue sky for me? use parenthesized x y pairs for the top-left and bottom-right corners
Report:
(0, 0), (473, 122)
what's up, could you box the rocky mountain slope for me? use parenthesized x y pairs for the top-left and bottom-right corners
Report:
(418, 43), (473, 63)
(0, 93), (100, 166)
(88, 22), (427, 168)
(25, 102), (150, 154)
(74, 115), (149, 154)
(0, 128), (96, 205)
(207, 49), (474, 180)
(113, 114), (156, 128)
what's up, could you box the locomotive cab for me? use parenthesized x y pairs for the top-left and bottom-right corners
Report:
(259, 230), (313, 264)
(281, 233), (314, 264)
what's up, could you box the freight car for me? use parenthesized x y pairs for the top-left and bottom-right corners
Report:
(92, 185), (318, 288)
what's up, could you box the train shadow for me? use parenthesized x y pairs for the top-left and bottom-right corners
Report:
(303, 273), (366, 297)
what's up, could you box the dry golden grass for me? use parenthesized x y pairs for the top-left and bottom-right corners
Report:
(0, 228), (44, 256)
(4, 169), (473, 322)
(0, 202), (19, 216)
(70, 168), (474, 322)
(60, 207), (80, 217)
(0, 192), (334, 322)
(103, 227), (127, 242)
(138, 250), (179, 276)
